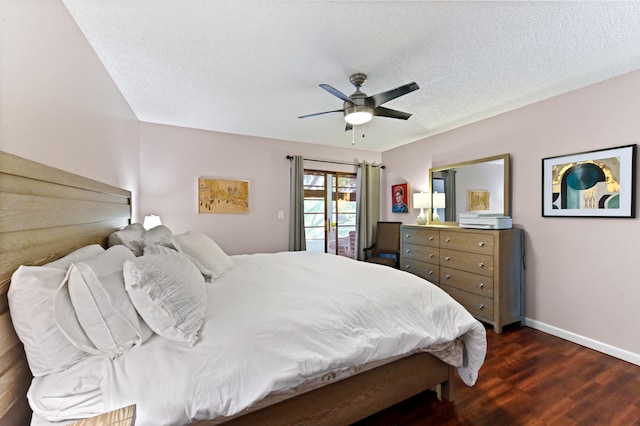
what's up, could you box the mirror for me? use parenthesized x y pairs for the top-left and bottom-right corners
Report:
(429, 153), (510, 225)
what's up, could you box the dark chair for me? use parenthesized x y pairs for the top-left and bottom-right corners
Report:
(363, 221), (401, 268)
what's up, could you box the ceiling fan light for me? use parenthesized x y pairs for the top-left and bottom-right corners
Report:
(344, 106), (373, 125)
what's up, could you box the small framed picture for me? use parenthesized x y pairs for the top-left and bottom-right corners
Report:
(469, 190), (490, 211)
(391, 183), (410, 213)
(198, 177), (249, 214)
(542, 144), (636, 218)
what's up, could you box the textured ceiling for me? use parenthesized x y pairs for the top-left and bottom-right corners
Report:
(62, 1), (640, 152)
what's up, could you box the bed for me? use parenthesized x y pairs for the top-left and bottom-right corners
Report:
(0, 151), (487, 426)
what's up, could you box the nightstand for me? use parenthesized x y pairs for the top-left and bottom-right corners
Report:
(69, 405), (136, 426)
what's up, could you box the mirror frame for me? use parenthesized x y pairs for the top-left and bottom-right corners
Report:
(429, 153), (511, 226)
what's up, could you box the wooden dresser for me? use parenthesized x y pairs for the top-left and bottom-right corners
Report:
(400, 225), (524, 333)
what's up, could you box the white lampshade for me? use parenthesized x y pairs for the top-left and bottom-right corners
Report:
(413, 192), (431, 225)
(143, 214), (162, 230)
(413, 192), (432, 209)
(432, 192), (446, 208)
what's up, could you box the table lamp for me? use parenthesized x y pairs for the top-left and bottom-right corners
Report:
(412, 192), (431, 225)
(432, 192), (446, 222)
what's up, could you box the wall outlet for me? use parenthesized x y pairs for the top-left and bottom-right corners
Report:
(278, 210), (284, 220)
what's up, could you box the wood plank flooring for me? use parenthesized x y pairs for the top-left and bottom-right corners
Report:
(354, 325), (640, 426)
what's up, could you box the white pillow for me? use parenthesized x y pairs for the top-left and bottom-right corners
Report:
(54, 245), (153, 358)
(124, 249), (206, 346)
(46, 245), (107, 270)
(108, 223), (145, 256)
(174, 231), (234, 280)
(7, 245), (105, 377)
(140, 225), (176, 249)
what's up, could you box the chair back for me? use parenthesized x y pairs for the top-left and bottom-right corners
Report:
(347, 231), (356, 258)
(373, 221), (401, 255)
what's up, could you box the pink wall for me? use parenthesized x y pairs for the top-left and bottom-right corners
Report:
(382, 70), (640, 361)
(0, 0), (140, 215)
(138, 122), (380, 255)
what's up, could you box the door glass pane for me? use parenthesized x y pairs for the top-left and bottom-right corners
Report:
(303, 170), (357, 257)
(335, 174), (357, 258)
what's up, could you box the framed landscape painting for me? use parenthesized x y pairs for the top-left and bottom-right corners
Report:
(542, 144), (636, 218)
(199, 177), (249, 214)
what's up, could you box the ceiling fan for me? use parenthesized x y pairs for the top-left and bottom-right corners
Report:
(298, 73), (419, 131)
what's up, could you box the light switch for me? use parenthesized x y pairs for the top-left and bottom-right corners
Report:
(278, 210), (284, 220)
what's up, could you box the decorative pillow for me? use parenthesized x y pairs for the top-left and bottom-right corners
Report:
(54, 245), (153, 358)
(7, 245), (105, 377)
(143, 243), (177, 256)
(140, 225), (177, 250)
(174, 231), (234, 280)
(108, 223), (145, 256)
(123, 250), (206, 346)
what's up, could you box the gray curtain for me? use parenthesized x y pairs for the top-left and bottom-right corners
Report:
(445, 170), (456, 222)
(355, 162), (380, 260)
(288, 155), (306, 251)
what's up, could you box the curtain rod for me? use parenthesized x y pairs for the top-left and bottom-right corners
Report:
(286, 155), (385, 169)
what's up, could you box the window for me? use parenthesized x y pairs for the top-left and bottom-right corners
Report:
(303, 171), (357, 258)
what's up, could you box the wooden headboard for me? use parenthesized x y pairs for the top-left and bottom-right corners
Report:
(0, 151), (132, 425)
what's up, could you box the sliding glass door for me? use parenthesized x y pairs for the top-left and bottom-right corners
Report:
(303, 171), (357, 258)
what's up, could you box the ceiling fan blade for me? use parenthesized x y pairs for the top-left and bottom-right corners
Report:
(320, 84), (354, 104)
(373, 106), (412, 120)
(298, 109), (344, 119)
(369, 82), (419, 108)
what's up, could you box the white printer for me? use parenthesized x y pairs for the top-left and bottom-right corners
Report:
(458, 212), (513, 229)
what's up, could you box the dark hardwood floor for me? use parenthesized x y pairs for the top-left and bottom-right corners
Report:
(354, 325), (640, 426)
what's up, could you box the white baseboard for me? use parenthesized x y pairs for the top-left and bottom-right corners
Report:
(524, 318), (640, 367)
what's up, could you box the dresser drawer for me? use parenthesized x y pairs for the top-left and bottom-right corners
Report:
(402, 243), (439, 263)
(402, 227), (439, 247)
(440, 231), (493, 255)
(401, 259), (439, 282)
(440, 284), (494, 322)
(440, 266), (494, 297)
(440, 249), (493, 278)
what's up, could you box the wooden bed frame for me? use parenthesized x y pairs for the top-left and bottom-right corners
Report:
(0, 151), (454, 426)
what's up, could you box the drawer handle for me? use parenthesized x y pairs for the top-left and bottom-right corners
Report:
(405, 234), (410, 238)
(445, 238), (450, 243)
(429, 236), (434, 241)
(479, 304), (485, 311)
(478, 262), (484, 268)
(444, 256), (450, 261)
(478, 283), (484, 289)
(405, 249), (411, 253)
(428, 270), (434, 275)
(404, 264), (411, 269)
(428, 253), (434, 258)
(444, 274), (450, 280)
(478, 242), (485, 247)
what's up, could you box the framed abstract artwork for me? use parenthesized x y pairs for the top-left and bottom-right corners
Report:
(198, 177), (249, 214)
(391, 183), (410, 213)
(542, 144), (636, 218)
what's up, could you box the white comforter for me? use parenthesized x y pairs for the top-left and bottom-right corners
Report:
(30, 251), (486, 425)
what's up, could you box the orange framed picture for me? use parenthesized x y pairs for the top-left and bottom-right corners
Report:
(469, 190), (490, 211)
(198, 177), (249, 214)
